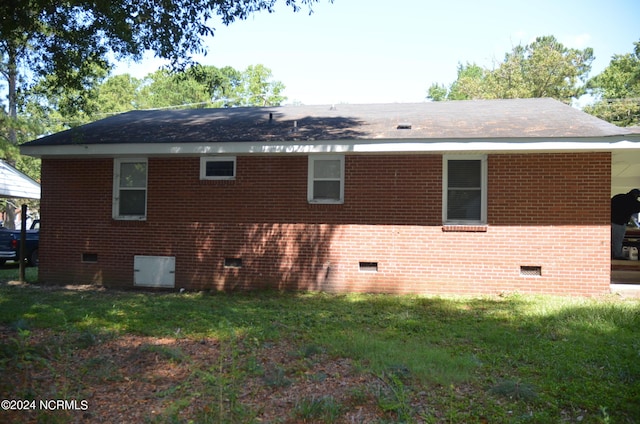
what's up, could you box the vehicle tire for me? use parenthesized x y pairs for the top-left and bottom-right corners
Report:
(28, 249), (39, 267)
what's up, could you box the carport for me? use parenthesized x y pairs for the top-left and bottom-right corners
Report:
(611, 147), (640, 295)
(0, 159), (40, 281)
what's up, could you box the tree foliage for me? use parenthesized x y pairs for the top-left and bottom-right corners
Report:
(238, 64), (287, 106)
(135, 64), (285, 109)
(584, 40), (640, 127)
(21, 64), (287, 131)
(1, 0), (327, 138)
(1, 0), (324, 80)
(448, 63), (487, 100)
(137, 69), (212, 110)
(427, 35), (594, 103)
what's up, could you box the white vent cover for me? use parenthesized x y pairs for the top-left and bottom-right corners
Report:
(134, 255), (176, 288)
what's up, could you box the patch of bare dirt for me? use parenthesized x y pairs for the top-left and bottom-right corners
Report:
(1, 328), (388, 423)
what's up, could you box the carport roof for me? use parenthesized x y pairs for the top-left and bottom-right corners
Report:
(0, 160), (40, 199)
(21, 98), (632, 148)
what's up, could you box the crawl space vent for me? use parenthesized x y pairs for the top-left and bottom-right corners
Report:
(224, 258), (243, 268)
(359, 262), (378, 272)
(81, 253), (98, 263)
(520, 266), (542, 276)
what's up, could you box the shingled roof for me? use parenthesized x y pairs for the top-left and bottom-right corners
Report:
(23, 98), (630, 148)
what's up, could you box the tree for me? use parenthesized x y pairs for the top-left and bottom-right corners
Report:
(103, 64), (286, 110)
(95, 74), (142, 114)
(584, 40), (640, 126)
(20, 64), (287, 133)
(427, 35), (594, 103)
(23, 62), (110, 131)
(137, 69), (212, 110)
(447, 63), (488, 100)
(1, 1), (111, 141)
(1, 0), (328, 140)
(183, 64), (286, 107)
(187, 65), (243, 107)
(426, 83), (447, 102)
(236, 64), (286, 106)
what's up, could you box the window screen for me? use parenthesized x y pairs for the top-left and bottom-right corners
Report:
(115, 159), (147, 219)
(200, 157), (236, 180)
(119, 190), (146, 216)
(308, 156), (344, 203)
(447, 159), (482, 221)
(205, 160), (234, 178)
(313, 159), (341, 200)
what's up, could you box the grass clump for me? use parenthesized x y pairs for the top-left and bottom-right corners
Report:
(375, 370), (414, 422)
(262, 363), (291, 388)
(293, 395), (344, 423)
(140, 343), (187, 363)
(489, 379), (538, 401)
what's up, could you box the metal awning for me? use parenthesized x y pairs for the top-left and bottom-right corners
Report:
(0, 160), (40, 199)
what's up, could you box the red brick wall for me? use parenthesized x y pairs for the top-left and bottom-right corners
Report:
(38, 152), (611, 295)
(488, 153), (610, 225)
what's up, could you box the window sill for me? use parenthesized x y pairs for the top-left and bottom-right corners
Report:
(442, 225), (487, 232)
(199, 179), (236, 185)
(112, 216), (147, 222)
(308, 200), (344, 205)
(200, 176), (236, 181)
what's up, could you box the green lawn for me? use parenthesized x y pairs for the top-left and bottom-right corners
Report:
(0, 270), (639, 423)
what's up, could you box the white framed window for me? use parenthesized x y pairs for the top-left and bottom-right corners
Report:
(113, 158), (147, 220)
(308, 155), (345, 204)
(200, 156), (236, 180)
(443, 155), (487, 224)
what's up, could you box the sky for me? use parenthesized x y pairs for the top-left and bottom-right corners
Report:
(114, 0), (640, 106)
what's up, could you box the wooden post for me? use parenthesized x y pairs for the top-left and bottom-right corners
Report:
(19, 204), (26, 282)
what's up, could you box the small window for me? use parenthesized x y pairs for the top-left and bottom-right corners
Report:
(200, 156), (236, 180)
(443, 155), (487, 224)
(113, 158), (147, 220)
(308, 155), (344, 203)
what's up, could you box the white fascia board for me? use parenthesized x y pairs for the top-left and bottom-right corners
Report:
(20, 136), (640, 158)
(353, 138), (640, 153)
(20, 142), (347, 157)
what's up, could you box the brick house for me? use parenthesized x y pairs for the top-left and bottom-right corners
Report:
(20, 98), (640, 295)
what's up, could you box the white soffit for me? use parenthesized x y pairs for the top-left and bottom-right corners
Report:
(19, 137), (640, 158)
(612, 150), (640, 196)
